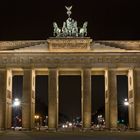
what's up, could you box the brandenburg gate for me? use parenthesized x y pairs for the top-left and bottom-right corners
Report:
(0, 6), (140, 131)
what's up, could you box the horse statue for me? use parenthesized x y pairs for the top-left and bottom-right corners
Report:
(66, 18), (73, 36)
(53, 22), (61, 37)
(72, 21), (78, 37)
(62, 22), (68, 37)
(79, 21), (88, 37)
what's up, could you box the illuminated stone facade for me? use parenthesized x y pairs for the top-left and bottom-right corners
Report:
(0, 38), (140, 130)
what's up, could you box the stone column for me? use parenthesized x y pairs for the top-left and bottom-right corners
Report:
(48, 69), (58, 131)
(105, 70), (110, 129)
(0, 69), (12, 130)
(22, 69), (35, 130)
(128, 69), (135, 129)
(134, 69), (140, 130)
(82, 68), (91, 129)
(106, 70), (118, 129)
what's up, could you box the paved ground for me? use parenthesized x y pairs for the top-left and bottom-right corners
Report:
(0, 130), (140, 140)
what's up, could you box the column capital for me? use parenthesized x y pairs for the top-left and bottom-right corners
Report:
(82, 68), (91, 75)
(82, 67), (92, 70)
(48, 67), (59, 70)
(48, 68), (59, 74)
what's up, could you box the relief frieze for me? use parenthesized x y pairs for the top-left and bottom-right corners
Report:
(0, 53), (139, 68)
(50, 43), (88, 50)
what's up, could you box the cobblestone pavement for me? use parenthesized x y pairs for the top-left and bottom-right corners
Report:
(0, 130), (140, 140)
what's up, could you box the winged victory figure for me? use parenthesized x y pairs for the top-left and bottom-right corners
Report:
(65, 6), (73, 17)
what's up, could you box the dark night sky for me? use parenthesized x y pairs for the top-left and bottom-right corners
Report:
(8, 0), (137, 122)
(0, 0), (140, 40)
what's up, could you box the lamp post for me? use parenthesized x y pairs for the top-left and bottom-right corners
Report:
(124, 98), (129, 106)
(13, 98), (21, 107)
(123, 98), (129, 127)
(34, 115), (41, 131)
(34, 115), (39, 128)
(13, 98), (21, 128)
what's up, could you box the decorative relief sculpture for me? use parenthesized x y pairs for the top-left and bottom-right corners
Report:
(53, 6), (88, 37)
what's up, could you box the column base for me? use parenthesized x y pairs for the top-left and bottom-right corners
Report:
(110, 127), (118, 131)
(0, 128), (12, 130)
(0, 128), (5, 131)
(48, 128), (57, 132)
(81, 127), (91, 132)
(21, 128), (33, 131)
(128, 128), (136, 131)
(135, 128), (140, 131)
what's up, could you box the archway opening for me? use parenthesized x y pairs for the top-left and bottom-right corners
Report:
(91, 75), (105, 127)
(12, 76), (23, 128)
(117, 75), (128, 127)
(35, 75), (48, 127)
(59, 75), (81, 129)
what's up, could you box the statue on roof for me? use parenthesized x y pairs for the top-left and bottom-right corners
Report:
(53, 6), (88, 37)
(65, 6), (72, 18)
(53, 22), (61, 37)
(62, 22), (68, 37)
(79, 22), (88, 37)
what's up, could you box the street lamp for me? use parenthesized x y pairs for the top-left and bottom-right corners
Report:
(13, 98), (21, 128)
(123, 98), (129, 127)
(34, 115), (39, 127)
(13, 98), (21, 107)
(34, 115), (39, 120)
(124, 98), (129, 106)
(34, 115), (41, 130)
